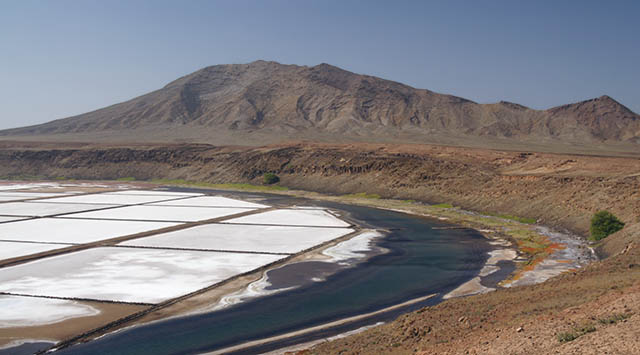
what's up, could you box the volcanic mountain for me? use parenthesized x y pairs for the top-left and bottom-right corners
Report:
(2, 60), (639, 151)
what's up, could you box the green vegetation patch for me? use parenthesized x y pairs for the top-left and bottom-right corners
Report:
(342, 192), (381, 199)
(150, 179), (288, 192)
(557, 324), (596, 343)
(116, 177), (136, 181)
(590, 210), (625, 241)
(598, 313), (632, 325)
(508, 229), (548, 253)
(263, 173), (280, 185)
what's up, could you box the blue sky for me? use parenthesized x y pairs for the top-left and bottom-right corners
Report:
(1, 0), (638, 129)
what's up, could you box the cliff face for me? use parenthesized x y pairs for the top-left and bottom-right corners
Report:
(2, 61), (639, 147)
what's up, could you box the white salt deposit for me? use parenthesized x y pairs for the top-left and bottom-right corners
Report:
(197, 230), (384, 314)
(206, 273), (295, 312)
(105, 190), (204, 197)
(0, 247), (285, 303)
(121, 224), (354, 254)
(321, 230), (383, 264)
(0, 192), (71, 202)
(69, 205), (255, 222)
(226, 209), (351, 227)
(0, 183), (58, 191)
(0, 216), (26, 223)
(0, 218), (180, 244)
(0, 192), (70, 198)
(150, 196), (269, 209)
(42, 193), (186, 205)
(0, 202), (119, 217)
(0, 241), (71, 261)
(0, 196), (25, 202)
(0, 295), (100, 328)
(443, 247), (517, 299)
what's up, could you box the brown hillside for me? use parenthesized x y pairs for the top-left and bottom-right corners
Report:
(1, 61), (639, 152)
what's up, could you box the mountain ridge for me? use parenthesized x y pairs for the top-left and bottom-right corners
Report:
(2, 61), (639, 147)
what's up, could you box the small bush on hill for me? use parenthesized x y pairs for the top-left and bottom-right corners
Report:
(263, 173), (280, 185)
(590, 210), (624, 241)
(557, 324), (596, 343)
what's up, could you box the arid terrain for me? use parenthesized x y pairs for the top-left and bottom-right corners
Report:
(0, 139), (638, 353)
(0, 60), (638, 354)
(1, 141), (637, 246)
(1, 61), (638, 156)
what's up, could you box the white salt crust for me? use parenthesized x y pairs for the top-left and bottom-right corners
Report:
(0, 218), (180, 244)
(0, 247), (285, 303)
(0, 295), (99, 328)
(68, 205), (255, 222)
(226, 209), (351, 227)
(41, 194), (186, 205)
(121, 224), (354, 254)
(0, 241), (71, 261)
(149, 196), (269, 209)
(0, 202), (119, 217)
(105, 190), (204, 197)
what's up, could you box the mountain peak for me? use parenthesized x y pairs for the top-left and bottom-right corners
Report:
(589, 95), (621, 106)
(548, 95), (636, 113)
(1, 62), (638, 146)
(498, 101), (529, 110)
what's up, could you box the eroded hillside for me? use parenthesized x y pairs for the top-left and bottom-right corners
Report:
(1, 61), (639, 153)
(1, 142), (637, 257)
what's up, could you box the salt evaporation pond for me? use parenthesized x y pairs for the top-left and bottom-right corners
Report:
(120, 223), (355, 254)
(58, 189), (493, 355)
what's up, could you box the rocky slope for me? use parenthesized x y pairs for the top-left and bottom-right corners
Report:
(1, 61), (639, 149)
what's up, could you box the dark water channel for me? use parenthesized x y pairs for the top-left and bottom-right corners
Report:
(50, 189), (494, 355)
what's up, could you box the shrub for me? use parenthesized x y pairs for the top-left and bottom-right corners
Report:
(598, 313), (631, 325)
(263, 173), (280, 185)
(557, 324), (596, 343)
(590, 210), (625, 241)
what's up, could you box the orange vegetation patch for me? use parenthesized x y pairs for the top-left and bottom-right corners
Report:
(544, 242), (566, 253)
(555, 259), (573, 264)
(520, 246), (540, 254)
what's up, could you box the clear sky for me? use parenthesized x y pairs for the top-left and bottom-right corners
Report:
(1, 0), (638, 130)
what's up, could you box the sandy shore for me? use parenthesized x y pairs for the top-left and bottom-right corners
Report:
(0, 301), (145, 348)
(204, 293), (437, 355)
